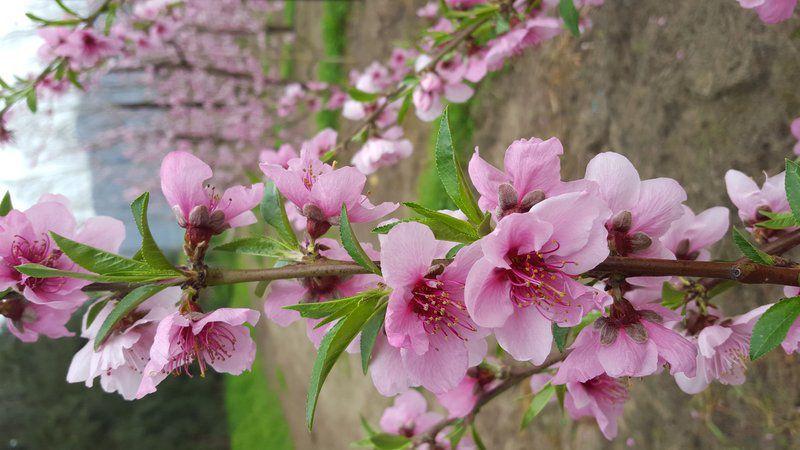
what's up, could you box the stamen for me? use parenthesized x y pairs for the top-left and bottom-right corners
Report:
(410, 278), (475, 340)
(506, 241), (576, 322)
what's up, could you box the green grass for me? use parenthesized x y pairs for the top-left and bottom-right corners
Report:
(316, 1), (350, 130)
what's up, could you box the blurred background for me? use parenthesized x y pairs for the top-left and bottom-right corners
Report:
(1, 0), (800, 449)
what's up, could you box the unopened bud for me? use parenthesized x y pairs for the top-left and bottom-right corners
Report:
(611, 211), (632, 233)
(519, 190), (545, 211)
(497, 183), (518, 211)
(628, 232), (652, 251)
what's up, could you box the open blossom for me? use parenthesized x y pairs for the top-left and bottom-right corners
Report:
(1, 294), (73, 343)
(792, 117), (800, 155)
(660, 205), (729, 261)
(351, 126), (413, 175)
(374, 222), (487, 394)
(67, 287), (180, 400)
(160, 151), (264, 246)
(136, 307), (260, 398)
(0, 194), (125, 310)
(553, 300), (696, 383)
(586, 152), (687, 259)
(260, 144), (297, 168)
(412, 55), (474, 122)
(56, 29), (123, 69)
(380, 390), (476, 449)
(564, 374), (629, 440)
(300, 128), (338, 159)
(725, 169), (788, 231)
(465, 192), (610, 363)
(484, 17), (562, 70)
(468, 137), (589, 218)
(435, 364), (499, 418)
(675, 305), (770, 394)
(260, 149), (398, 238)
(737, 0), (797, 24)
(264, 238), (381, 348)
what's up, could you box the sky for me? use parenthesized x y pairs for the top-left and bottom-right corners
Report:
(0, 0), (95, 219)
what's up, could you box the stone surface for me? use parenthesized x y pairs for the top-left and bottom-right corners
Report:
(260, 1), (800, 448)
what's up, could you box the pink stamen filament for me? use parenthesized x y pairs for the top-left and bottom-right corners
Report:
(506, 241), (576, 320)
(166, 322), (237, 377)
(411, 278), (475, 340)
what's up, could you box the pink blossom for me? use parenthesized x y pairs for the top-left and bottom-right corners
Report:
(586, 152), (687, 259)
(57, 29), (123, 69)
(0, 195), (125, 310)
(380, 390), (443, 437)
(465, 192), (610, 363)
(160, 151), (264, 245)
(660, 205), (729, 261)
(417, 2), (439, 18)
(468, 137), (589, 218)
(435, 365), (499, 418)
(375, 222), (487, 393)
(260, 143), (297, 168)
(553, 300), (696, 383)
(67, 287), (180, 400)
(351, 127), (413, 175)
(675, 305), (770, 394)
(564, 374), (629, 440)
(2, 295), (73, 343)
(725, 169), (788, 229)
(260, 149), (398, 238)
(412, 55), (474, 122)
(738, 0), (797, 24)
(37, 27), (71, 60)
(136, 307), (260, 398)
(300, 128), (337, 159)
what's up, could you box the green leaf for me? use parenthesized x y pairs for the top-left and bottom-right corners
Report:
(347, 87), (381, 103)
(749, 296), (800, 360)
(404, 202), (481, 242)
(446, 243), (466, 259)
(447, 421), (466, 448)
(558, 0), (580, 37)
(94, 285), (169, 350)
(85, 298), (110, 329)
(54, 0), (79, 16)
(67, 69), (84, 90)
(435, 108), (483, 224)
(26, 89), (37, 113)
(340, 206), (382, 276)
(368, 433), (411, 450)
(471, 424), (487, 450)
(396, 92), (413, 125)
(732, 227), (775, 266)
(707, 280), (737, 299)
(495, 14), (510, 34)
(555, 384), (566, 411)
(785, 159), (800, 222)
(552, 324), (569, 352)
(15, 263), (145, 283)
(661, 282), (685, 310)
(755, 210), (799, 230)
(360, 303), (387, 374)
(521, 382), (555, 429)
(214, 237), (301, 260)
(0, 191), (12, 216)
(306, 299), (378, 430)
(260, 181), (298, 246)
(359, 415), (377, 437)
(285, 293), (364, 319)
(104, 2), (118, 34)
(51, 232), (155, 276)
(131, 193), (179, 272)
(254, 280), (270, 298)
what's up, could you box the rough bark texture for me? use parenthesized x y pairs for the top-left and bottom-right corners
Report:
(256, 1), (800, 448)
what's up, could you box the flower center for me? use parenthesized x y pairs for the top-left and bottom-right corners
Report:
(410, 278), (474, 339)
(506, 242), (575, 318)
(584, 375), (629, 404)
(167, 321), (237, 377)
(302, 163), (319, 190)
(9, 234), (64, 290)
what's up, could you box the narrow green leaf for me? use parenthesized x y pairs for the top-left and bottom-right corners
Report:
(359, 415), (377, 437)
(707, 280), (737, 299)
(94, 285), (169, 350)
(732, 227), (775, 266)
(755, 211), (799, 229)
(0, 191), (12, 216)
(260, 181), (298, 246)
(558, 0), (580, 37)
(285, 293), (365, 319)
(131, 193), (179, 272)
(347, 87), (381, 103)
(435, 108), (483, 223)
(51, 232), (154, 276)
(104, 2), (118, 34)
(785, 159), (800, 222)
(749, 296), (800, 360)
(396, 92), (413, 125)
(552, 324), (569, 352)
(15, 263), (113, 282)
(661, 282), (685, 310)
(471, 424), (487, 450)
(254, 280), (270, 298)
(360, 302), (387, 374)
(54, 0), (79, 16)
(555, 384), (566, 411)
(26, 89), (37, 113)
(369, 433), (411, 450)
(521, 383), (555, 429)
(67, 69), (84, 90)
(373, 218), (478, 243)
(340, 206), (382, 276)
(447, 421), (466, 448)
(214, 236), (301, 260)
(85, 298), (110, 329)
(446, 243), (466, 259)
(495, 14), (510, 34)
(306, 299), (377, 430)
(404, 202), (481, 242)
